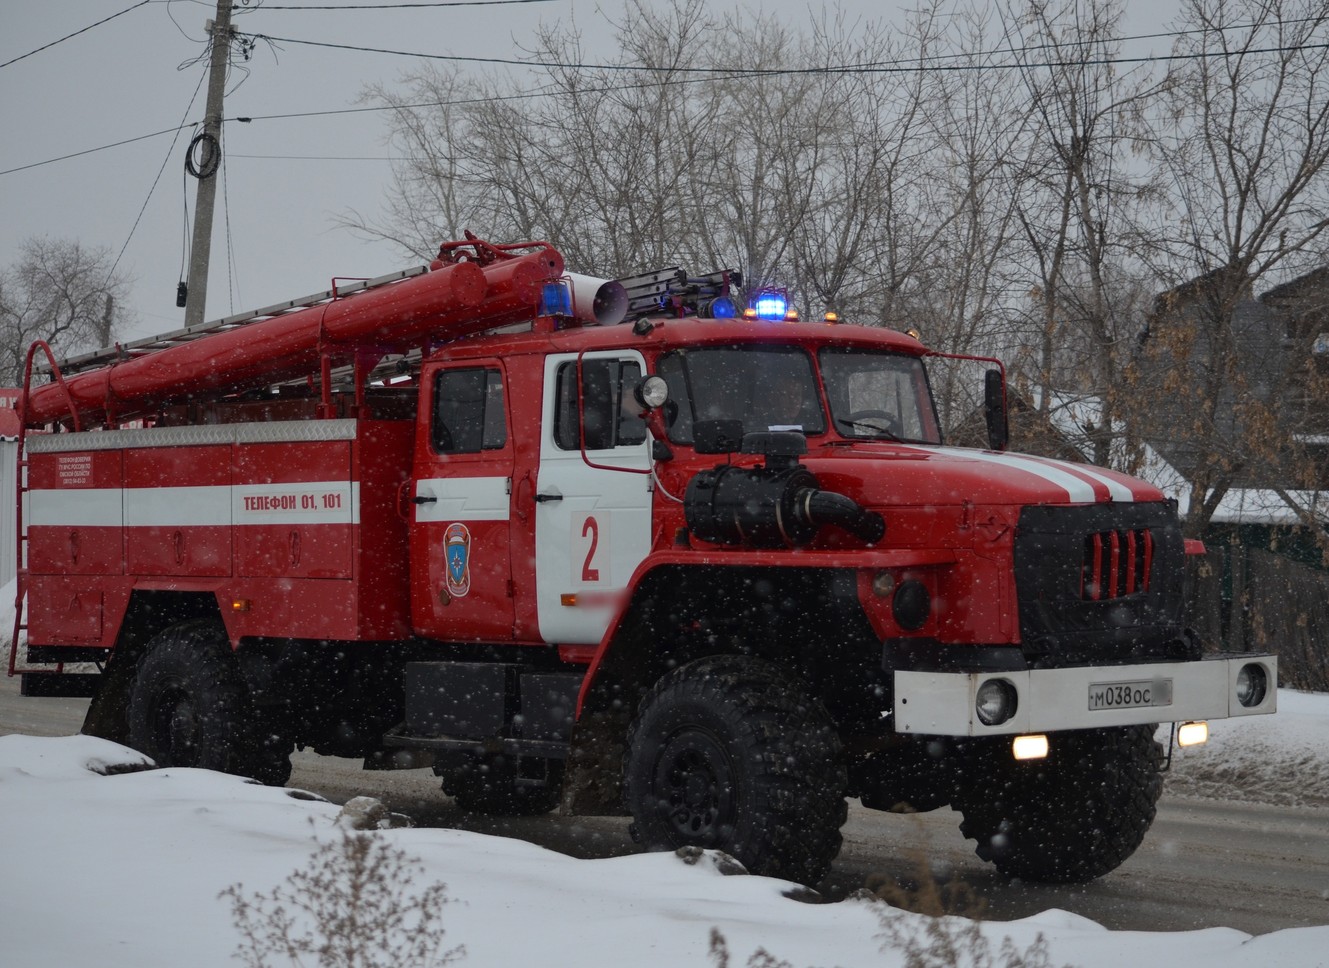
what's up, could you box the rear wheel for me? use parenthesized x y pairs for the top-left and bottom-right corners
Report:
(956, 725), (1163, 883)
(127, 619), (290, 785)
(623, 655), (847, 885)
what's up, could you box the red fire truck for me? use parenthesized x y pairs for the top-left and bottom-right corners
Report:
(9, 235), (1276, 886)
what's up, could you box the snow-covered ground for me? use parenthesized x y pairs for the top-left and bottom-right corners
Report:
(1, 693), (1326, 968)
(1162, 689), (1329, 809)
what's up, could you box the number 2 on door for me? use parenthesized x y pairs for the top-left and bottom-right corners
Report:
(581, 515), (600, 582)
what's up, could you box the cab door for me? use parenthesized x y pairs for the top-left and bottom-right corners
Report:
(410, 361), (515, 641)
(534, 351), (653, 645)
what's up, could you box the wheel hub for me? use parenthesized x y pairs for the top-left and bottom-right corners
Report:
(657, 731), (735, 843)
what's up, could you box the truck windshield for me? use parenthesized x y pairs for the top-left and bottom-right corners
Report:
(655, 344), (940, 446)
(819, 346), (941, 444)
(656, 346), (826, 444)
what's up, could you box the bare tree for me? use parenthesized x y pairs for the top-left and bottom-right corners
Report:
(997, 0), (1164, 467)
(348, 67), (485, 261)
(348, 0), (731, 276)
(1136, 0), (1329, 535)
(885, 3), (1046, 432)
(348, 0), (950, 317)
(0, 237), (127, 386)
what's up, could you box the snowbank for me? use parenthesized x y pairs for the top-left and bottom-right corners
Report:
(1163, 690), (1329, 808)
(0, 731), (1326, 968)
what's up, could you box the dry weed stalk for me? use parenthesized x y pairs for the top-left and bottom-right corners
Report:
(220, 824), (464, 968)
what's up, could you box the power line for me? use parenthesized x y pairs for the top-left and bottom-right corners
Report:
(226, 82), (568, 122)
(243, 29), (1329, 76)
(0, 126), (191, 176)
(219, 26), (1329, 123)
(250, 32), (621, 70)
(238, 13), (1329, 76)
(229, 152), (398, 159)
(222, 150), (240, 314)
(6, 20), (1328, 176)
(255, 1), (556, 8)
(105, 67), (210, 287)
(0, 1), (152, 70)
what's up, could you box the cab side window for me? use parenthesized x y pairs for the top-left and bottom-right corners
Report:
(554, 359), (646, 451)
(433, 367), (506, 453)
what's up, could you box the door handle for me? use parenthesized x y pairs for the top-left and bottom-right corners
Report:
(534, 492), (563, 503)
(412, 495), (438, 505)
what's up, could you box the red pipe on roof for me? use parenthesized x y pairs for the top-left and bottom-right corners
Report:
(23, 241), (564, 427)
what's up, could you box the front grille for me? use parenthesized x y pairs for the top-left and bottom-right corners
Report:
(1081, 529), (1153, 600)
(1013, 502), (1188, 664)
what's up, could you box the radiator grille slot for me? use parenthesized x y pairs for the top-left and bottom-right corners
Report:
(1081, 529), (1152, 600)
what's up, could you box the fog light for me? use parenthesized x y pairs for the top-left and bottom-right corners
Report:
(1012, 734), (1048, 760)
(871, 571), (896, 597)
(975, 678), (1017, 727)
(1177, 721), (1209, 747)
(1236, 663), (1268, 708)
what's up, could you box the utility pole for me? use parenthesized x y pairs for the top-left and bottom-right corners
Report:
(183, 0), (233, 328)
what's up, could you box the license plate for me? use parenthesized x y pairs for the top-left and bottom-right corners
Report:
(1088, 678), (1173, 711)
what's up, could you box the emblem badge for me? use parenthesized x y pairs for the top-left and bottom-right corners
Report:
(444, 522), (472, 598)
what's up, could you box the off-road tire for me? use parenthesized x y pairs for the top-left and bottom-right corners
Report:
(956, 725), (1163, 883)
(127, 619), (290, 785)
(443, 754), (563, 816)
(623, 654), (848, 885)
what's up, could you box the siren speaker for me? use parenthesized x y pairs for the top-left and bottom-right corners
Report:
(566, 272), (629, 326)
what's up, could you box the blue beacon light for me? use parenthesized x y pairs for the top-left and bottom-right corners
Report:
(705, 296), (738, 318)
(752, 292), (788, 321)
(540, 281), (573, 317)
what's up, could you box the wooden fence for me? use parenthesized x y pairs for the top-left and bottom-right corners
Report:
(1186, 546), (1329, 692)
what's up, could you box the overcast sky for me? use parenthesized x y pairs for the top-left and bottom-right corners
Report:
(2, 0), (1178, 346)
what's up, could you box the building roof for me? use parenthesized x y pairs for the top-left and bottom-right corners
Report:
(1038, 388), (1327, 526)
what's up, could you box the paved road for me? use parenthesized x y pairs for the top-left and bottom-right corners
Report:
(4, 672), (1326, 935)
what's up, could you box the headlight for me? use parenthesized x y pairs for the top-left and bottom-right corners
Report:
(975, 678), (1018, 727)
(1236, 663), (1268, 708)
(636, 375), (669, 410)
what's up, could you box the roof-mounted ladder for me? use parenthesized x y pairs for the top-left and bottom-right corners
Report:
(42, 265), (429, 378)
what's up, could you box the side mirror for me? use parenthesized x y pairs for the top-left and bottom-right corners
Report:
(984, 369), (1008, 451)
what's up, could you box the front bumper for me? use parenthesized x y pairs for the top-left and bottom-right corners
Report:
(892, 652), (1277, 736)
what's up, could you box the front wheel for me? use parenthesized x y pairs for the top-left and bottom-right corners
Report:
(955, 725), (1163, 883)
(623, 655), (847, 885)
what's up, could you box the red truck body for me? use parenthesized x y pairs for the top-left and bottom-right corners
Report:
(10, 237), (1277, 887)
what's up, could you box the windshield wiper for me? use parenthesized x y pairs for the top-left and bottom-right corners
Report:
(834, 415), (902, 441)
